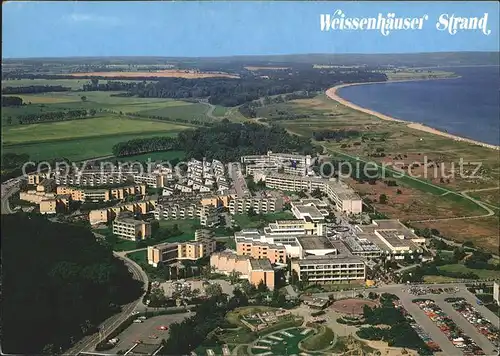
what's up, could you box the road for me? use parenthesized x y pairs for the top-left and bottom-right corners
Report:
(64, 252), (149, 355)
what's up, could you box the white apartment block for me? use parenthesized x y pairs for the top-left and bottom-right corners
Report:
(133, 174), (168, 188)
(228, 196), (283, 215)
(241, 151), (313, 176)
(291, 255), (366, 283)
(112, 217), (151, 240)
(154, 201), (219, 227)
(260, 173), (362, 214)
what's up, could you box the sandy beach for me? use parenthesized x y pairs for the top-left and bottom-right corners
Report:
(326, 82), (500, 151)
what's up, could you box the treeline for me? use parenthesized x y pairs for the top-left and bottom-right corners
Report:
(313, 130), (361, 141)
(1, 213), (143, 354)
(2, 85), (71, 94)
(2, 96), (23, 107)
(16, 109), (94, 125)
(112, 121), (320, 161)
(81, 70), (386, 107)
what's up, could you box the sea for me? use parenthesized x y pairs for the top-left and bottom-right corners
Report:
(337, 66), (500, 146)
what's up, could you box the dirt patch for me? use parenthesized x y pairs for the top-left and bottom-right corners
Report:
(362, 340), (418, 356)
(331, 299), (378, 316)
(67, 70), (239, 79)
(244, 66), (290, 71)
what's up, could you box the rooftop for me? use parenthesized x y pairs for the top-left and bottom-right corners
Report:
(297, 236), (335, 250)
(250, 258), (274, 271)
(297, 255), (365, 265)
(293, 204), (325, 220)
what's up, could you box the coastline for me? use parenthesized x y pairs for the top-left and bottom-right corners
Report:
(325, 79), (500, 151)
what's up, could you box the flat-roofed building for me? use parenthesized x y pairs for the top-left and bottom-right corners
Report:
(133, 174), (168, 188)
(109, 184), (146, 200)
(241, 151), (312, 176)
(178, 230), (216, 260)
(297, 236), (337, 257)
(291, 255), (366, 284)
(19, 190), (56, 204)
(494, 282), (499, 306)
(148, 243), (179, 267)
(113, 216), (151, 240)
(228, 196), (283, 215)
(264, 218), (324, 237)
(235, 236), (287, 264)
(27, 173), (47, 185)
(262, 173), (362, 214)
(356, 219), (425, 259)
(210, 252), (275, 290)
(83, 189), (111, 202)
(56, 186), (86, 201)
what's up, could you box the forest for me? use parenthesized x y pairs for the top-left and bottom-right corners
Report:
(1, 213), (143, 354)
(2, 85), (71, 94)
(80, 70), (387, 106)
(112, 121), (320, 160)
(1, 96), (23, 107)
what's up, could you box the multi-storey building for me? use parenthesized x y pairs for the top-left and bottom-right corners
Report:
(258, 172), (362, 214)
(112, 216), (151, 240)
(228, 196), (283, 215)
(133, 174), (168, 188)
(88, 199), (157, 225)
(494, 282), (499, 306)
(210, 251), (275, 290)
(291, 255), (366, 284)
(235, 231), (287, 264)
(147, 243), (179, 267)
(241, 151), (313, 176)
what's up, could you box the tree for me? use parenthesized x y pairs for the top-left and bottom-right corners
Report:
(89, 109), (97, 116)
(228, 270), (242, 285)
(149, 286), (168, 306)
(247, 207), (257, 217)
(257, 280), (268, 293)
(240, 280), (256, 296)
(81, 95), (87, 102)
(298, 190), (308, 198)
(379, 194), (388, 204)
(205, 282), (223, 298)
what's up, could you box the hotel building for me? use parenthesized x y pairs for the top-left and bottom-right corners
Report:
(112, 216), (152, 240)
(241, 151), (313, 176)
(257, 172), (362, 214)
(210, 251), (275, 290)
(291, 255), (366, 284)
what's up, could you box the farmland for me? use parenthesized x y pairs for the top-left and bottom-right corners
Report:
(67, 69), (239, 79)
(3, 116), (188, 145)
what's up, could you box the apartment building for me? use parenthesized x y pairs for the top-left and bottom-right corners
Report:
(178, 230), (216, 260)
(83, 189), (110, 202)
(210, 251), (275, 290)
(88, 199), (157, 225)
(291, 255), (366, 284)
(133, 174), (168, 188)
(264, 218), (324, 237)
(56, 186), (86, 201)
(20, 190), (56, 204)
(109, 184), (146, 200)
(494, 282), (499, 306)
(260, 173), (362, 214)
(112, 216), (151, 240)
(39, 194), (71, 215)
(235, 232), (287, 264)
(154, 198), (220, 227)
(27, 173), (47, 185)
(228, 196), (283, 215)
(147, 230), (216, 266)
(147, 243), (179, 267)
(241, 151), (313, 176)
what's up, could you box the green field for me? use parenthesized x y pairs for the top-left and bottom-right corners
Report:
(2, 131), (181, 162)
(157, 219), (201, 242)
(437, 264), (500, 279)
(126, 250), (147, 264)
(251, 327), (311, 355)
(2, 116), (189, 145)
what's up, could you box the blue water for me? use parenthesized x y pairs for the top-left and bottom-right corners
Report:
(337, 66), (500, 146)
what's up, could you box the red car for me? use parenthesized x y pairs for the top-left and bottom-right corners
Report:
(157, 325), (168, 331)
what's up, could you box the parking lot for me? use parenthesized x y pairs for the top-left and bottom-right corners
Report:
(106, 312), (192, 354)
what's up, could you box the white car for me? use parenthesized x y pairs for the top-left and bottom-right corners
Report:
(133, 319), (143, 323)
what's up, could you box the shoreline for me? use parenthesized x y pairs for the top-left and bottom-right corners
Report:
(325, 79), (500, 151)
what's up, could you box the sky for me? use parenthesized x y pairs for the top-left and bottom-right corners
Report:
(3, 1), (499, 58)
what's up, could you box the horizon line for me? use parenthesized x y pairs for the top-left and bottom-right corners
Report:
(2, 50), (499, 61)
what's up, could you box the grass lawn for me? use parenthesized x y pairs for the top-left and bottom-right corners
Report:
(157, 219), (201, 242)
(2, 116), (189, 145)
(112, 238), (139, 252)
(114, 150), (186, 163)
(213, 105), (229, 117)
(300, 326), (335, 352)
(437, 264), (500, 279)
(126, 250), (147, 264)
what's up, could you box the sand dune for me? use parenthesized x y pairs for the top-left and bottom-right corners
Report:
(325, 83), (500, 151)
